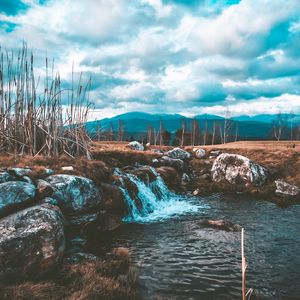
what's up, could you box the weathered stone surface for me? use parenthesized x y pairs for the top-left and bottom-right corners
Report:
(0, 204), (65, 282)
(44, 175), (103, 218)
(195, 148), (206, 159)
(156, 166), (181, 189)
(128, 166), (157, 184)
(127, 141), (144, 151)
(200, 219), (241, 232)
(36, 179), (54, 198)
(275, 180), (300, 198)
(181, 173), (190, 185)
(154, 156), (184, 171)
(8, 167), (32, 177)
(0, 181), (36, 218)
(100, 183), (127, 213)
(210, 150), (221, 157)
(167, 147), (191, 161)
(211, 153), (268, 186)
(0, 172), (15, 184)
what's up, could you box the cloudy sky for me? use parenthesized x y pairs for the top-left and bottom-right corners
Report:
(0, 0), (300, 119)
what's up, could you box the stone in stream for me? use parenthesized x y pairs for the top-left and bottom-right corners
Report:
(0, 204), (65, 282)
(44, 175), (103, 224)
(156, 166), (181, 189)
(275, 180), (300, 198)
(100, 183), (127, 214)
(167, 147), (191, 161)
(0, 181), (36, 218)
(211, 153), (269, 186)
(201, 219), (242, 232)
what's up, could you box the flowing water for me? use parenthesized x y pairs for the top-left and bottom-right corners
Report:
(110, 170), (300, 300)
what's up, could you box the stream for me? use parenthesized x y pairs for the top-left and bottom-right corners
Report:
(109, 170), (300, 299)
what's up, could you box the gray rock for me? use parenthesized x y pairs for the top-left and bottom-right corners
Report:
(167, 147), (191, 161)
(158, 156), (184, 171)
(199, 173), (211, 180)
(8, 167), (32, 177)
(210, 150), (221, 157)
(181, 173), (190, 185)
(44, 175), (103, 218)
(36, 179), (54, 198)
(195, 148), (206, 159)
(0, 204), (65, 282)
(275, 180), (300, 198)
(0, 181), (36, 218)
(0, 172), (16, 184)
(127, 141), (144, 151)
(211, 153), (268, 186)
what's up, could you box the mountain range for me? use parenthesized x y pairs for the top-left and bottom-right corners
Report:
(85, 112), (300, 141)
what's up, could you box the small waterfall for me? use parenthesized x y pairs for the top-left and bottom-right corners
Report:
(113, 167), (199, 223)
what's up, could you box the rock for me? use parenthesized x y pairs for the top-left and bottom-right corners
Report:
(22, 176), (32, 184)
(39, 197), (59, 206)
(199, 173), (211, 180)
(127, 141), (144, 151)
(156, 156), (184, 171)
(68, 212), (100, 226)
(36, 179), (54, 198)
(0, 172), (16, 184)
(156, 166), (181, 189)
(0, 181), (36, 218)
(8, 167), (32, 177)
(128, 166), (157, 184)
(201, 219), (241, 232)
(193, 189), (199, 196)
(211, 153), (268, 186)
(0, 204), (65, 282)
(100, 183), (127, 213)
(195, 148), (206, 159)
(275, 180), (300, 198)
(95, 213), (121, 232)
(210, 150), (221, 157)
(167, 147), (191, 161)
(65, 252), (98, 263)
(181, 173), (190, 185)
(44, 175), (103, 219)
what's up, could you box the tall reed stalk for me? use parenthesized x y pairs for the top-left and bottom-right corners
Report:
(0, 43), (92, 158)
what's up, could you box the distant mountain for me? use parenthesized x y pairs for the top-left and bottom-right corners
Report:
(232, 113), (300, 124)
(85, 112), (300, 141)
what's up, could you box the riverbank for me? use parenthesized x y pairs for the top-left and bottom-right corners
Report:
(0, 140), (299, 299)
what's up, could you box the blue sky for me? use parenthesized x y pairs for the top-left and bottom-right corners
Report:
(0, 0), (300, 118)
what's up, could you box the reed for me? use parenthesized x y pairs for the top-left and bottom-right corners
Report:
(0, 43), (92, 158)
(241, 228), (254, 300)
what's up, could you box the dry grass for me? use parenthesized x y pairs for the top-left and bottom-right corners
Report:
(0, 248), (140, 300)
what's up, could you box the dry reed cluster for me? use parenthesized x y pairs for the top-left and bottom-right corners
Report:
(0, 44), (92, 158)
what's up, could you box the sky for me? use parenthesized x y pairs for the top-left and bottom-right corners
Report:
(0, 0), (300, 119)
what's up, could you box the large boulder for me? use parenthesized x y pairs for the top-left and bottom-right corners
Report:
(0, 181), (36, 218)
(44, 175), (103, 218)
(0, 204), (65, 282)
(167, 147), (191, 161)
(211, 153), (268, 186)
(127, 141), (144, 151)
(275, 180), (300, 198)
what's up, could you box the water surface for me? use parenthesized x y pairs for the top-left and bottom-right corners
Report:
(111, 194), (300, 300)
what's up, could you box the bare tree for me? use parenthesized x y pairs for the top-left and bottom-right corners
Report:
(273, 112), (283, 141)
(211, 120), (216, 145)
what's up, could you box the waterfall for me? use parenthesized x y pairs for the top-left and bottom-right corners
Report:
(113, 167), (199, 223)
